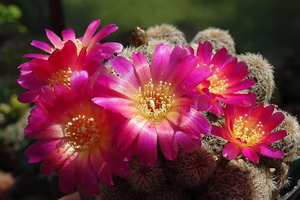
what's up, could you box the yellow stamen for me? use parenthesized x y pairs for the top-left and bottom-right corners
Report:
(135, 78), (175, 121)
(64, 115), (101, 150)
(233, 114), (265, 145)
(48, 68), (72, 87)
(208, 68), (229, 94)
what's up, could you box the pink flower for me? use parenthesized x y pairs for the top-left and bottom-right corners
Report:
(194, 41), (256, 115)
(23, 19), (122, 60)
(17, 40), (108, 103)
(92, 43), (212, 166)
(24, 71), (130, 197)
(212, 93), (287, 161)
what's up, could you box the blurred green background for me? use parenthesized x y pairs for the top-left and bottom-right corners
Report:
(1, 0), (300, 199)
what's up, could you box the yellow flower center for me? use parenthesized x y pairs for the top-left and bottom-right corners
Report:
(52, 39), (83, 55)
(208, 68), (229, 94)
(64, 115), (101, 150)
(233, 114), (265, 145)
(48, 68), (72, 87)
(135, 78), (175, 121)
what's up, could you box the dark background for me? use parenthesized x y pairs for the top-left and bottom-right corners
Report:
(1, 0), (300, 199)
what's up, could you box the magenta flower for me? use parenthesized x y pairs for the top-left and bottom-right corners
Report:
(23, 19), (122, 60)
(92, 44), (212, 166)
(194, 41), (256, 115)
(212, 93), (287, 162)
(17, 40), (108, 103)
(24, 71), (130, 197)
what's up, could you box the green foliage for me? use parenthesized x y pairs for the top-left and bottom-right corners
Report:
(0, 3), (27, 33)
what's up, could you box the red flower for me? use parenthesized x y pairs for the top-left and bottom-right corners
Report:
(212, 93), (287, 161)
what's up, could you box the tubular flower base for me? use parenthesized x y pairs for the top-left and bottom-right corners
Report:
(92, 43), (212, 166)
(17, 21), (299, 199)
(24, 71), (130, 197)
(212, 93), (287, 162)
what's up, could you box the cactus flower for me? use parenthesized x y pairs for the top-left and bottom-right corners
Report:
(24, 71), (130, 197)
(92, 44), (212, 166)
(194, 41), (256, 115)
(212, 93), (287, 161)
(23, 19), (122, 60)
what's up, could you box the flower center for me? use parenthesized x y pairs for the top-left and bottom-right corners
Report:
(208, 68), (229, 94)
(64, 115), (101, 150)
(48, 68), (72, 87)
(52, 39), (83, 55)
(233, 114), (265, 145)
(135, 78), (175, 121)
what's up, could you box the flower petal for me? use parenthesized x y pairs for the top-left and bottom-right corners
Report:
(24, 139), (62, 163)
(58, 154), (77, 194)
(137, 121), (158, 166)
(222, 143), (240, 160)
(176, 131), (201, 152)
(151, 43), (171, 83)
(156, 119), (178, 161)
(263, 130), (287, 143)
(253, 145), (284, 159)
(40, 142), (72, 175)
(131, 52), (151, 85)
(117, 118), (148, 151)
(241, 147), (260, 161)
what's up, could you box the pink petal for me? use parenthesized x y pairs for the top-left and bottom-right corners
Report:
(167, 55), (199, 92)
(90, 24), (118, 47)
(131, 52), (151, 85)
(58, 154), (77, 194)
(75, 150), (100, 197)
(156, 119), (178, 161)
(40, 142), (72, 175)
(25, 124), (63, 139)
(94, 74), (138, 98)
(253, 145), (284, 159)
(22, 53), (49, 60)
(176, 131), (201, 152)
(222, 143), (240, 160)
(24, 139), (62, 163)
(176, 65), (212, 95)
(263, 130), (287, 143)
(100, 147), (131, 178)
(225, 79), (256, 93)
(151, 44), (172, 83)
(82, 19), (100, 46)
(137, 121), (158, 166)
(61, 29), (76, 41)
(117, 118), (148, 151)
(17, 90), (40, 103)
(45, 29), (63, 49)
(196, 41), (213, 64)
(262, 112), (285, 133)
(211, 125), (229, 139)
(167, 45), (193, 73)
(210, 48), (228, 67)
(108, 56), (139, 86)
(100, 42), (123, 53)
(189, 94), (211, 112)
(17, 73), (46, 90)
(30, 40), (53, 53)
(90, 146), (113, 186)
(241, 147), (260, 161)
(177, 108), (211, 138)
(70, 70), (89, 96)
(209, 99), (224, 115)
(92, 97), (136, 118)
